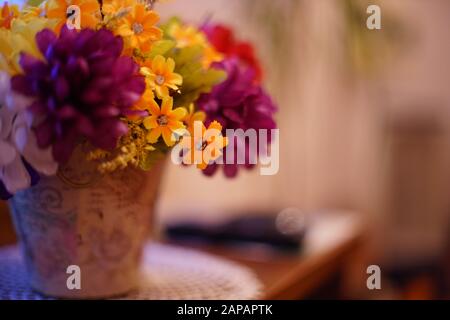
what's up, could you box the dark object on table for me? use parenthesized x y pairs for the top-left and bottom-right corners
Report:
(165, 215), (305, 252)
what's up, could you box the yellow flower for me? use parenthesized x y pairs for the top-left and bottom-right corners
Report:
(143, 96), (187, 146)
(140, 55), (183, 99)
(0, 18), (52, 74)
(20, 5), (44, 22)
(133, 87), (157, 112)
(202, 44), (223, 69)
(169, 23), (206, 48)
(168, 22), (223, 68)
(0, 2), (19, 29)
(46, 0), (101, 32)
(180, 121), (228, 170)
(183, 103), (206, 130)
(102, 0), (136, 17)
(114, 3), (162, 55)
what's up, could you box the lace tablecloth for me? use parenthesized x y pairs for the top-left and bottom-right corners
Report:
(0, 243), (263, 300)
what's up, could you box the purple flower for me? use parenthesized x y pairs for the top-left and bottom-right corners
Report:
(197, 58), (277, 178)
(11, 27), (145, 163)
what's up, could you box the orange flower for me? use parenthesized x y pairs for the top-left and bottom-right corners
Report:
(0, 2), (19, 29)
(114, 3), (162, 55)
(133, 87), (156, 111)
(140, 55), (183, 99)
(183, 103), (206, 130)
(180, 121), (228, 170)
(102, 0), (135, 17)
(46, 0), (101, 32)
(143, 96), (187, 147)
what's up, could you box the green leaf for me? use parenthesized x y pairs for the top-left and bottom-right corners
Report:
(139, 150), (165, 171)
(174, 68), (226, 107)
(27, 0), (45, 6)
(160, 16), (182, 37)
(148, 40), (176, 59)
(139, 140), (171, 171)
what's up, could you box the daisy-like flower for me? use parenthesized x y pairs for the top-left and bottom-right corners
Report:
(133, 87), (156, 111)
(182, 103), (206, 131)
(46, 0), (101, 32)
(140, 55), (183, 99)
(0, 2), (19, 29)
(128, 86), (156, 119)
(102, 0), (136, 17)
(114, 3), (162, 55)
(179, 120), (228, 170)
(143, 96), (186, 147)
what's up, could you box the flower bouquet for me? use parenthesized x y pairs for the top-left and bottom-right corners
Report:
(0, 0), (277, 298)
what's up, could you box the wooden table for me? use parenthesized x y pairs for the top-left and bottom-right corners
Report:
(167, 212), (367, 299)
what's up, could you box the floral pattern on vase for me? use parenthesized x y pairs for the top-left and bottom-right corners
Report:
(9, 150), (165, 299)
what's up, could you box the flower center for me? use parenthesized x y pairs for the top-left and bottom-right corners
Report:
(155, 74), (165, 86)
(157, 115), (168, 126)
(195, 140), (208, 151)
(132, 22), (144, 34)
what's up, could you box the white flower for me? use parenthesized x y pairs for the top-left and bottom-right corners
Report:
(0, 71), (58, 196)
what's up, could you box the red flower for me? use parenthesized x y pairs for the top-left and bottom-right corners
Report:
(202, 24), (263, 82)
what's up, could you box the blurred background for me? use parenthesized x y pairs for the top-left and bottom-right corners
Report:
(2, 0), (450, 299)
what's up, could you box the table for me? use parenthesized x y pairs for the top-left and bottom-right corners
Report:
(1, 208), (366, 300)
(167, 211), (367, 299)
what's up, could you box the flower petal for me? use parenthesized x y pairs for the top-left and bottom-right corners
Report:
(0, 140), (16, 166)
(170, 107), (187, 121)
(162, 127), (175, 146)
(3, 155), (30, 194)
(147, 127), (162, 143)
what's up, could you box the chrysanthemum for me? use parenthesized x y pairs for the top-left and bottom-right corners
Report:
(46, 0), (101, 32)
(11, 27), (146, 163)
(143, 96), (186, 147)
(140, 55), (183, 99)
(113, 3), (162, 55)
(198, 58), (277, 177)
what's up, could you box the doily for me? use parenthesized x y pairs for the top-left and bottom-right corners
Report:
(0, 243), (263, 300)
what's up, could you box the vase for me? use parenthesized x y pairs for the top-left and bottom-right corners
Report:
(8, 148), (166, 299)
